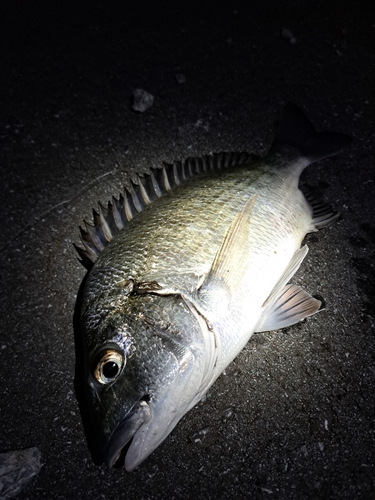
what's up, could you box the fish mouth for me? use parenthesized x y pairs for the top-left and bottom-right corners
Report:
(104, 397), (152, 469)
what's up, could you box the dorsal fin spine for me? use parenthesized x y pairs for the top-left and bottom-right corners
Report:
(162, 165), (171, 191)
(149, 169), (162, 197)
(173, 163), (181, 186)
(111, 195), (125, 230)
(128, 184), (143, 212)
(165, 162), (178, 190)
(84, 219), (106, 251)
(124, 191), (134, 221)
(98, 203), (113, 241)
(137, 175), (151, 204)
(79, 226), (100, 255)
(76, 230), (100, 262)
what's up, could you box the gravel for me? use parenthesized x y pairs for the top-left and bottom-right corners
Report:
(0, 1), (374, 499)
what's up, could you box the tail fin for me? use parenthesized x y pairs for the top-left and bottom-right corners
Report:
(271, 103), (351, 163)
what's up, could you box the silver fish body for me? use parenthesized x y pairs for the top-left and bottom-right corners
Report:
(78, 103), (351, 471)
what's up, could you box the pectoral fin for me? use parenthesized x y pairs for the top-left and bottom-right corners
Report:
(255, 283), (321, 332)
(198, 195), (257, 299)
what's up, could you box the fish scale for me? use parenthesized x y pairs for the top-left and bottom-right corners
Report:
(93, 168), (275, 288)
(78, 103), (351, 471)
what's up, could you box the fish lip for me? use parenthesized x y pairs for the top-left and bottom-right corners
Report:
(104, 398), (151, 469)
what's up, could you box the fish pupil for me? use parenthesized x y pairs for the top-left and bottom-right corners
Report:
(103, 361), (119, 379)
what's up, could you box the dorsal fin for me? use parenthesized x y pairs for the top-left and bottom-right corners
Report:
(75, 151), (256, 268)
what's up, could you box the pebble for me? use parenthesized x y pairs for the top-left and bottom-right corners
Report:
(175, 73), (186, 84)
(132, 89), (154, 113)
(281, 28), (297, 44)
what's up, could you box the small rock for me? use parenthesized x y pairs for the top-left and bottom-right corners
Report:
(191, 427), (210, 444)
(175, 73), (186, 84)
(301, 444), (308, 457)
(281, 28), (293, 39)
(224, 408), (233, 419)
(131, 89), (154, 113)
(281, 28), (297, 44)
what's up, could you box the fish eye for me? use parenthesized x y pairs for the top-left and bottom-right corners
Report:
(93, 349), (125, 385)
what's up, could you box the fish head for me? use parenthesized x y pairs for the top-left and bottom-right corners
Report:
(82, 291), (208, 471)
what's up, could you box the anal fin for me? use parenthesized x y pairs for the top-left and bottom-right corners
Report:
(255, 284), (321, 332)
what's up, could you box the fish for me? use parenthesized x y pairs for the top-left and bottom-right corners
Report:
(76, 103), (351, 471)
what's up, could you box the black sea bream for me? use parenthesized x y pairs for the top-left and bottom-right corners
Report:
(77, 103), (351, 471)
